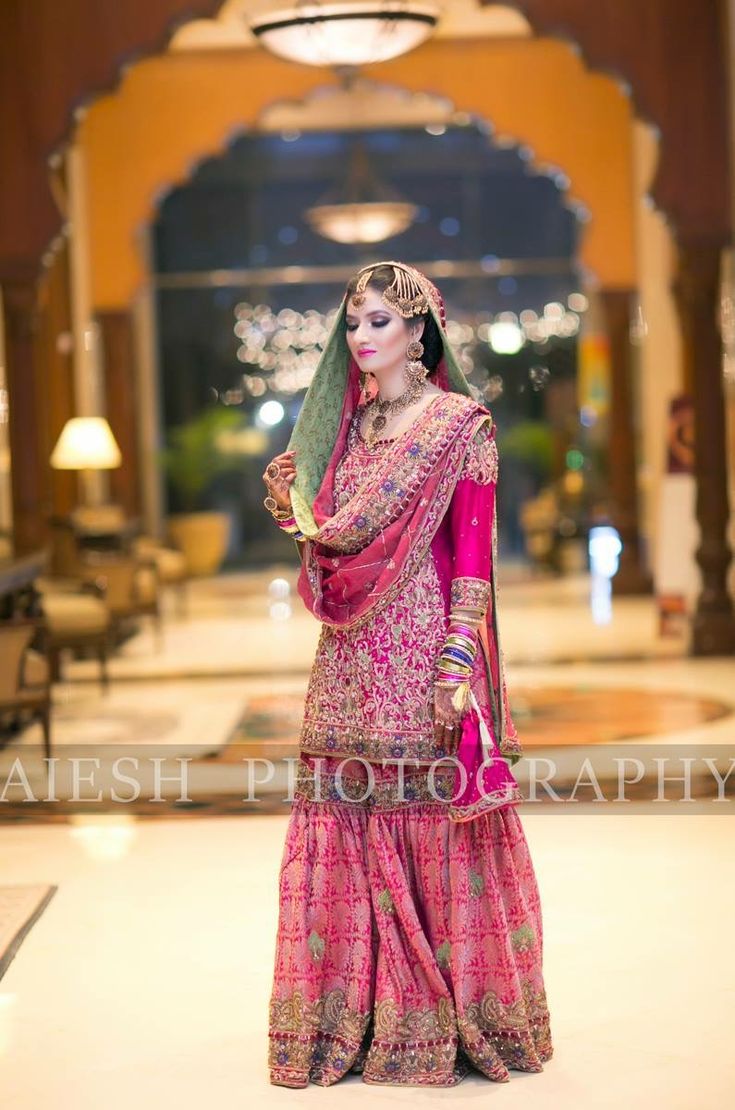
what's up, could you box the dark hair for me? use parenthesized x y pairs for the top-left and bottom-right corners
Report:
(345, 264), (443, 373)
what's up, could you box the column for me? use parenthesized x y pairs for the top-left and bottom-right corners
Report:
(671, 241), (735, 654)
(599, 287), (653, 594)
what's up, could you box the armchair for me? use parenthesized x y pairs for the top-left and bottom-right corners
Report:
(80, 552), (163, 651)
(37, 576), (111, 692)
(0, 618), (51, 760)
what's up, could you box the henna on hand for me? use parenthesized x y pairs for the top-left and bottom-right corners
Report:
(262, 450), (298, 511)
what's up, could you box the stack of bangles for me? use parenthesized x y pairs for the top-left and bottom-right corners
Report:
(263, 495), (305, 541)
(435, 607), (485, 712)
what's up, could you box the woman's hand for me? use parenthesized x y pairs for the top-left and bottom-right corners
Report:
(433, 685), (465, 752)
(262, 450), (297, 511)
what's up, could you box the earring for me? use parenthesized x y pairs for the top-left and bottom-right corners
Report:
(404, 337), (427, 386)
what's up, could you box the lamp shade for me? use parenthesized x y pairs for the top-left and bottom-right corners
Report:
(50, 417), (122, 470)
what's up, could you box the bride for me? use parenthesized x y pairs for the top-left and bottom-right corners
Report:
(262, 261), (552, 1088)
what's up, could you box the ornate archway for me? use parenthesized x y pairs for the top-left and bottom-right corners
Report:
(0, 0), (731, 652)
(76, 37), (646, 591)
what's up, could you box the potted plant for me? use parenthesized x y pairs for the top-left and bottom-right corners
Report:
(160, 405), (246, 577)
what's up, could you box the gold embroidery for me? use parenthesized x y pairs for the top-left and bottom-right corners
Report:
(317, 393), (474, 554)
(450, 576), (492, 613)
(269, 983), (552, 1087)
(374, 997), (399, 1037)
(457, 982), (552, 1076)
(462, 982), (551, 1043)
(295, 760), (459, 810)
(463, 421), (498, 485)
(270, 987), (367, 1038)
(269, 987), (371, 1087)
(375, 995), (454, 1039)
(302, 396), (488, 639)
(448, 778), (523, 821)
(300, 546), (450, 764)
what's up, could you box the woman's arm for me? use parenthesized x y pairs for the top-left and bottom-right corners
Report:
(449, 418), (497, 617)
(433, 419), (497, 743)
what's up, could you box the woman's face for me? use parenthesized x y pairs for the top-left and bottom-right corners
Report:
(345, 286), (422, 379)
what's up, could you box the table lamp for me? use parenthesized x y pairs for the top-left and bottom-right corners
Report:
(50, 416), (122, 507)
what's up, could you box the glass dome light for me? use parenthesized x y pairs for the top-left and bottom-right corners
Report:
(305, 137), (417, 244)
(250, 2), (440, 67)
(305, 200), (417, 243)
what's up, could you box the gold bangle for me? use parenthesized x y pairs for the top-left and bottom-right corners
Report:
(263, 496), (293, 520)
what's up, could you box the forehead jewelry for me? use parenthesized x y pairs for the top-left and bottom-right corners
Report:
(350, 267), (372, 309)
(350, 263), (437, 318)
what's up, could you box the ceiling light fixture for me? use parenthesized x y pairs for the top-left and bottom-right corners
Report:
(304, 138), (417, 244)
(250, 2), (440, 67)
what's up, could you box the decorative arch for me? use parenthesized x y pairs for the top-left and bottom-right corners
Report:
(79, 37), (637, 309)
(497, 0), (730, 244)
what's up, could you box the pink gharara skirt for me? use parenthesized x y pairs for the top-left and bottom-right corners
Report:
(268, 753), (553, 1087)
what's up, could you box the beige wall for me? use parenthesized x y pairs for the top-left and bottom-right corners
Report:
(631, 121), (682, 571)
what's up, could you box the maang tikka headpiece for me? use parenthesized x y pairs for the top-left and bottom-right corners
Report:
(351, 262), (441, 321)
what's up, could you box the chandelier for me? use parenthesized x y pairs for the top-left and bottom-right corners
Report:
(249, 2), (440, 67)
(304, 138), (417, 243)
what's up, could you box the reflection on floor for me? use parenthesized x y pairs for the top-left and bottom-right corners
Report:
(0, 568), (732, 816)
(61, 565), (685, 684)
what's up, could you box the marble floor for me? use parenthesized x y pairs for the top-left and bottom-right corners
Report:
(0, 568), (733, 1105)
(62, 565), (684, 684)
(0, 812), (733, 1107)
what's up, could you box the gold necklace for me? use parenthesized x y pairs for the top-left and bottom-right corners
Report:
(363, 379), (427, 447)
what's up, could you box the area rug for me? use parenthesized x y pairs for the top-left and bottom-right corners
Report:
(198, 692), (304, 762)
(217, 686), (731, 754)
(0, 884), (57, 981)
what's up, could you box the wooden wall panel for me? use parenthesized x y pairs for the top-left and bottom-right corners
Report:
(0, 0), (222, 284)
(98, 309), (141, 517)
(505, 0), (731, 244)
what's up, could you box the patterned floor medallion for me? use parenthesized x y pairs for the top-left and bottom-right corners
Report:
(222, 687), (730, 754)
